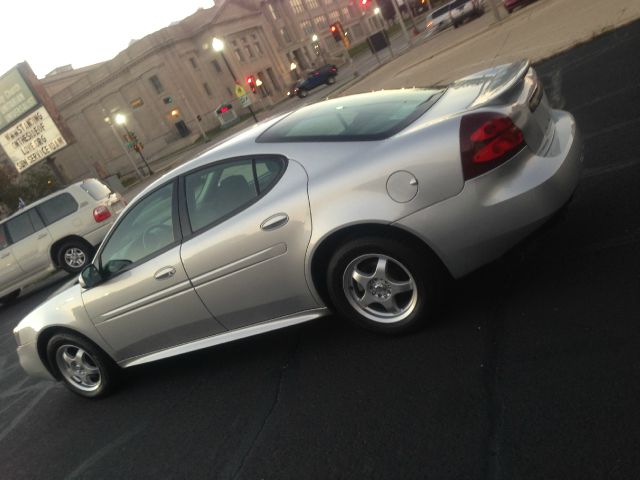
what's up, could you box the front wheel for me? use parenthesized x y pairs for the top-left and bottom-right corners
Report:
(326, 76), (337, 85)
(326, 237), (441, 334)
(0, 290), (20, 305)
(47, 333), (119, 398)
(297, 89), (308, 98)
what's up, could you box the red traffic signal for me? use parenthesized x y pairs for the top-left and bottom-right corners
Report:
(246, 75), (257, 93)
(330, 22), (342, 42)
(360, 0), (369, 6)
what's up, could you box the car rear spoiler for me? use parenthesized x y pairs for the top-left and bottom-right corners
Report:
(469, 59), (531, 108)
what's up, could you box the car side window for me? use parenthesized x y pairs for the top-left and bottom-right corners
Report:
(5, 209), (44, 243)
(185, 157), (285, 233)
(100, 183), (175, 270)
(0, 225), (8, 250)
(38, 193), (79, 225)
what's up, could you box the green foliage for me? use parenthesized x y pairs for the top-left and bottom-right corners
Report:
(0, 163), (60, 215)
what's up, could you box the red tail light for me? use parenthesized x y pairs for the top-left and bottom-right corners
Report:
(93, 205), (112, 223)
(460, 113), (525, 180)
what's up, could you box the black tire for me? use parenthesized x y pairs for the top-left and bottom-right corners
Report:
(297, 89), (308, 98)
(0, 290), (20, 305)
(57, 240), (93, 274)
(326, 237), (441, 334)
(47, 332), (119, 398)
(326, 76), (337, 85)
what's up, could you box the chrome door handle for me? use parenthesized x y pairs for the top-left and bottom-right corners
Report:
(260, 213), (289, 231)
(154, 266), (176, 280)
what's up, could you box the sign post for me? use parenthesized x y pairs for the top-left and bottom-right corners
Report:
(235, 84), (258, 123)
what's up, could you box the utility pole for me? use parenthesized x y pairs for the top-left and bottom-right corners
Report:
(390, 0), (412, 47)
(486, 0), (502, 22)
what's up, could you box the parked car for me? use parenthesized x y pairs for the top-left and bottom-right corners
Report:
(294, 64), (338, 98)
(14, 60), (582, 398)
(449, 0), (484, 27)
(424, 4), (453, 36)
(0, 179), (125, 304)
(425, 0), (484, 35)
(503, 0), (537, 14)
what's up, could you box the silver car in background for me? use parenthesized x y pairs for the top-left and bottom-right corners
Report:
(13, 60), (582, 398)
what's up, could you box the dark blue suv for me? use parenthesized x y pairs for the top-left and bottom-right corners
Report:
(295, 64), (338, 98)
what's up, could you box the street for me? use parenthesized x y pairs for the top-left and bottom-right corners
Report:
(1, 16), (640, 480)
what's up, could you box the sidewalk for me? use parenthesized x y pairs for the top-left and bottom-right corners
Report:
(123, 0), (640, 202)
(341, 0), (640, 94)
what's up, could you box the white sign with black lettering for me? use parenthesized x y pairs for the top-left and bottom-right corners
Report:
(0, 106), (67, 172)
(239, 94), (252, 108)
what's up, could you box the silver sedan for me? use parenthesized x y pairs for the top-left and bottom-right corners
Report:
(13, 60), (582, 398)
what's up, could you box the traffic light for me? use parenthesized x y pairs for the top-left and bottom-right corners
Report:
(330, 22), (342, 42)
(360, 0), (369, 7)
(246, 75), (257, 93)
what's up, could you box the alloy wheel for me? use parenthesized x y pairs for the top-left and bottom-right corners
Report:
(342, 254), (418, 324)
(55, 344), (102, 392)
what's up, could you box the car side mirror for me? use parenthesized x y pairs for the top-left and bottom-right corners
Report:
(105, 259), (132, 275)
(79, 264), (102, 289)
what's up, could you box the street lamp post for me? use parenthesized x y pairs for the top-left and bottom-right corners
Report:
(375, 7), (395, 58)
(104, 115), (143, 180)
(212, 37), (258, 124)
(115, 113), (153, 176)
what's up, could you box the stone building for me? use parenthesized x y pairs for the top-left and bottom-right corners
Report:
(36, 0), (380, 183)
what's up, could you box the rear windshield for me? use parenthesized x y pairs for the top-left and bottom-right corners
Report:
(431, 5), (450, 18)
(80, 179), (112, 200)
(257, 89), (443, 142)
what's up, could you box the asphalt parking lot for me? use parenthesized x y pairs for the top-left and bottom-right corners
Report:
(1, 20), (639, 480)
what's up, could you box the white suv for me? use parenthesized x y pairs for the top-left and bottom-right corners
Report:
(0, 179), (125, 304)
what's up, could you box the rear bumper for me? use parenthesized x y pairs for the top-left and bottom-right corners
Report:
(394, 109), (582, 278)
(17, 342), (56, 381)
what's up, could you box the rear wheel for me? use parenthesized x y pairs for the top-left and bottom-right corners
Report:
(57, 240), (93, 274)
(326, 76), (336, 85)
(47, 333), (119, 398)
(326, 237), (441, 334)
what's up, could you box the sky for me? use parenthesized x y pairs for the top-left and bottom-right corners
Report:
(1, 0), (216, 78)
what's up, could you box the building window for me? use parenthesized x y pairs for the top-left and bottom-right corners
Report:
(189, 57), (198, 69)
(280, 27), (292, 43)
(300, 20), (313, 36)
(245, 45), (254, 58)
(305, 0), (319, 8)
(290, 0), (304, 14)
(149, 75), (164, 94)
(254, 42), (263, 55)
(226, 87), (233, 97)
(203, 82), (212, 96)
(329, 10), (340, 22)
(231, 40), (238, 47)
(234, 49), (245, 62)
(212, 59), (222, 73)
(314, 15), (328, 29)
(342, 7), (351, 20)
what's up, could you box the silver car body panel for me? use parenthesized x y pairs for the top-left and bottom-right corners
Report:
(82, 245), (225, 361)
(13, 61), (583, 383)
(121, 307), (329, 368)
(180, 159), (319, 330)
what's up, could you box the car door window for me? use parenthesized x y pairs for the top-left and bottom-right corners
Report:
(37, 193), (79, 225)
(0, 225), (8, 250)
(185, 157), (285, 233)
(100, 182), (176, 270)
(5, 209), (44, 243)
